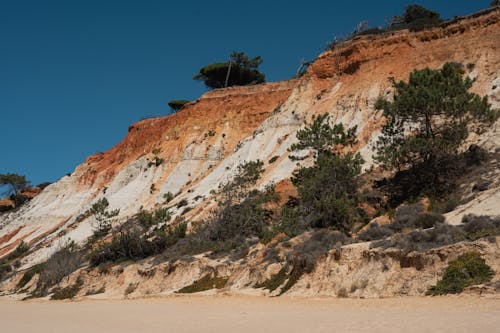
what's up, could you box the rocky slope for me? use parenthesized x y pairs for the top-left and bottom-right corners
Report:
(1, 8), (499, 298)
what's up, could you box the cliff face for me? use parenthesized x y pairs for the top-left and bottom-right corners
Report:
(1, 8), (499, 296)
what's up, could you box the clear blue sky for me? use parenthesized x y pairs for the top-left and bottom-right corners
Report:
(0, 0), (491, 186)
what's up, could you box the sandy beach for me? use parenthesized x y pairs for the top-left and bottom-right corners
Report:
(1, 295), (499, 333)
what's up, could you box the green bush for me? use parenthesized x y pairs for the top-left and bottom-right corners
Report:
(89, 198), (119, 222)
(176, 199), (188, 209)
(7, 241), (29, 261)
(136, 207), (170, 227)
(427, 252), (494, 295)
(268, 155), (279, 164)
(291, 152), (363, 233)
(147, 156), (164, 167)
(177, 275), (228, 293)
(163, 192), (174, 203)
(285, 113), (363, 235)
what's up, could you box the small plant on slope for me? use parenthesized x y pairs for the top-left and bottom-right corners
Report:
(427, 252), (494, 295)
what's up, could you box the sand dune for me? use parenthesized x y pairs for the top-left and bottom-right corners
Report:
(1, 296), (499, 333)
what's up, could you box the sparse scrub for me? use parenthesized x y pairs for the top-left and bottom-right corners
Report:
(147, 156), (164, 167)
(268, 155), (279, 164)
(414, 212), (445, 229)
(36, 241), (85, 294)
(89, 221), (187, 266)
(136, 207), (171, 227)
(255, 267), (288, 292)
(176, 275), (228, 293)
(176, 199), (188, 209)
(51, 277), (83, 300)
(124, 282), (138, 295)
(337, 287), (348, 298)
(461, 215), (500, 241)
(163, 191), (174, 203)
(0, 261), (12, 281)
(181, 207), (192, 215)
(17, 264), (44, 289)
(427, 252), (494, 295)
(85, 285), (105, 296)
(358, 224), (394, 241)
(370, 214), (500, 251)
(7, 241), (29, 261)
(193, 161), (276, 251)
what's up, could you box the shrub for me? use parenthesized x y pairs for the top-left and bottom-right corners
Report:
(462, 214), (500, 241)
(427, 252), (494, 295)
(147, 156), (164, 167)
(287, 113), (363, 234)
(85, 285), (105, 296)
(124, 282), (138, 295)
(10, 193), (29, 206)
(177, 275), (228, 293)
(89, 198), (119, 221)
(37, 241), (85, 293)
(89, 221), (186, 266)
(0, 261), (12, 281)
(136, 207), (170, 227)
(136, 209), (153, 226)
(176, 199), (188, 209)
(7, 241), (29, 261)
(371, 214), (500, 251)
(291, 152), (363, 233)
(163, 192), (174, 203)
(187, 161), (275, 254)
(255, 267), (288, 292)
(181, 207), (192, 215)
(358, 224), (394, 241)
(268, 155), (279, 164)
(414, 212), (445, 229)
(89, 229), (157, 266)
(51, 277), (83, 300)
(17, 264), (44, 289)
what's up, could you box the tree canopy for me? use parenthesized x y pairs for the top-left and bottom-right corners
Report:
(375, 62), (497, 197)
(0, 173), (29, 196)
(193, 51), (265, 89)
(388, 4), (442, 32)
(286, 114), (363, 234)
(167, 100), (190, 112)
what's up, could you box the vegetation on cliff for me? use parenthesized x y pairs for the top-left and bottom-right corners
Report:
(375, 62), (497, 203)
(193, 51), (265, 89)
(427, 252), (494, 295)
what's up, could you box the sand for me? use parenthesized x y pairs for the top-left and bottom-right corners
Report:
(1, 295), (499, 333)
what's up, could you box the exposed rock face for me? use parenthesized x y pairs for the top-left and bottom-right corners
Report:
(1, 8), (499, 297)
